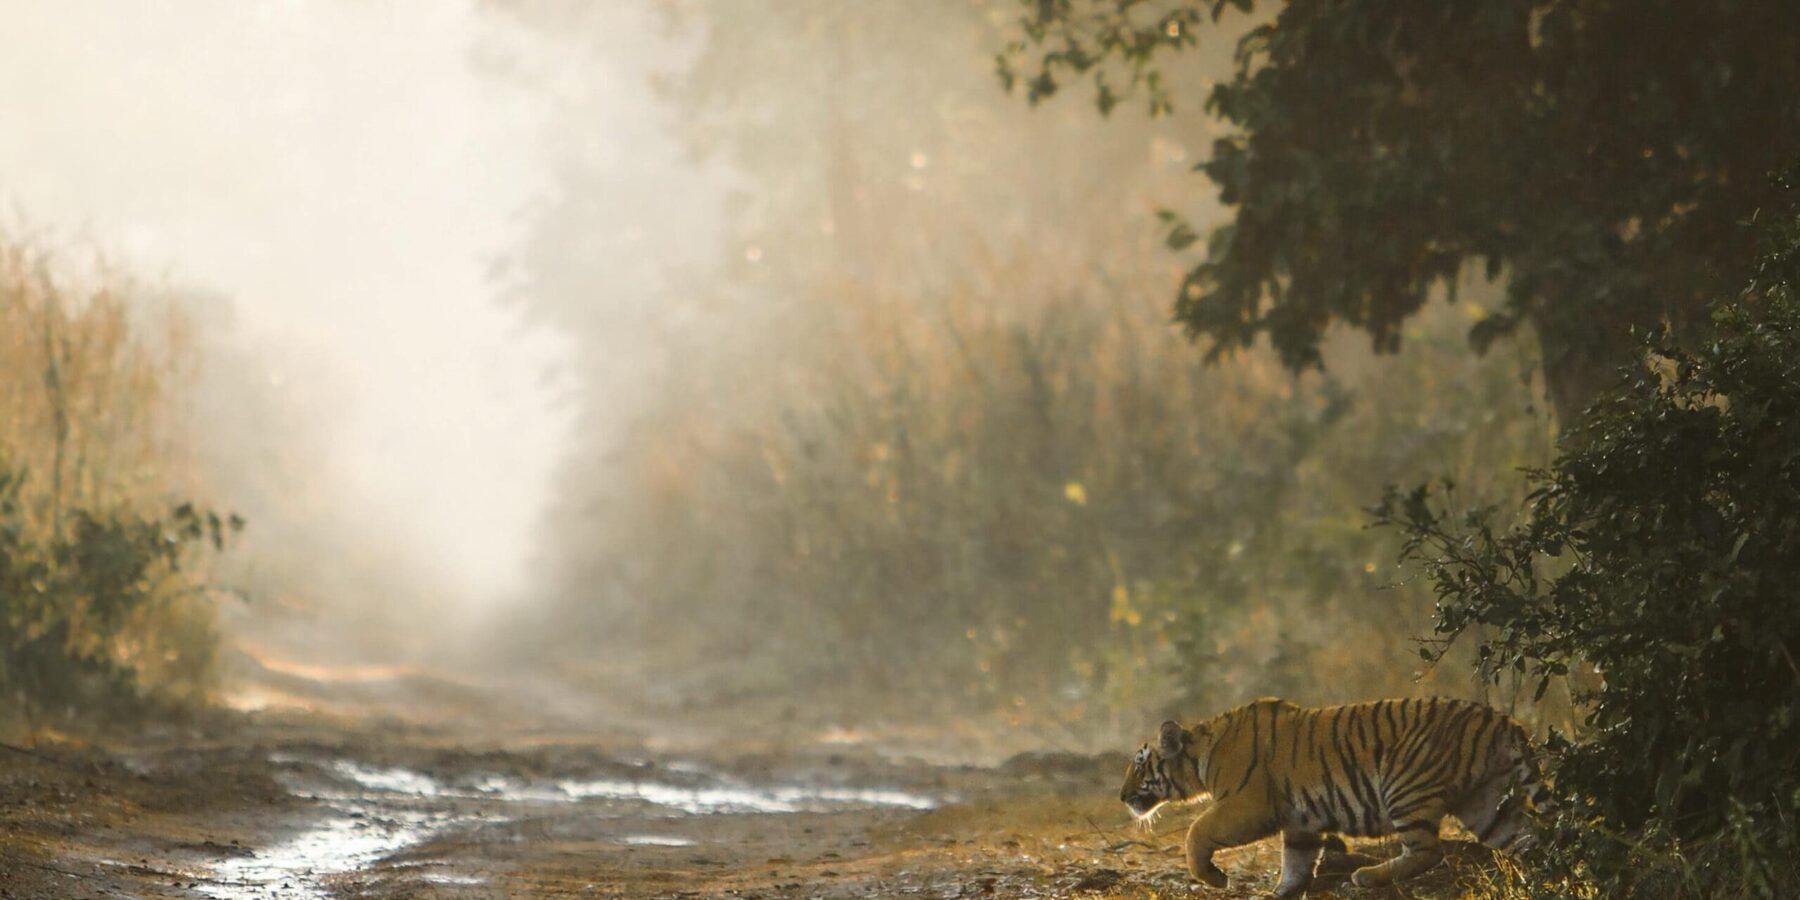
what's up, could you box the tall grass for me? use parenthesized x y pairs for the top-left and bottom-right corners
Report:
(0, 230), (228, 724)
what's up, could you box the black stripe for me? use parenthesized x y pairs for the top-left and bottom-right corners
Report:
(1350, 707), (1370, 752)
(1393, 711), (1435, 775)
(1326, 784), (1357, 832)
(1203, 723), (1225, 793)
(1291, 715), (1305, 769)
(1233, 704), (1262, 795)
(1463, 709), (1501, 783)
(1300, 788), (1324, 824)
(1388, 790), (1440, 822)
(1332, 716), (1380, 832)
(1374, 700), (1398, 775)
(1316, 741), (1347, 829)
(1268, 703), (1280, 770)
(1359, 773), (1385, 834)
(1430, 704), (1477, 793)
(1390, 745), (1456, 805)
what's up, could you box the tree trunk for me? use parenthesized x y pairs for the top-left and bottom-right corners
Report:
(1529, 304), (1642, 427)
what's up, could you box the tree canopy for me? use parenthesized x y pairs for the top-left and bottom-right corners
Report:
(1002, 0), (1800, 420)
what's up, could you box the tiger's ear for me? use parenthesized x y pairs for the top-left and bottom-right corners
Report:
(1158, 720), (1187, 757)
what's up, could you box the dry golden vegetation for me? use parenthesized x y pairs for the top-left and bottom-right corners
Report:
(0, 231), (228, 721)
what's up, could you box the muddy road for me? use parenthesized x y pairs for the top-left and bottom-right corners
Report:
(0, 663), (1503, 899)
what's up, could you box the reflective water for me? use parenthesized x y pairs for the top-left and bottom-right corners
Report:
(552, 775), (937, 813)
(195, 751), (942, 897)
(617, 834), (697, 847)
(197, 808), (441, 900)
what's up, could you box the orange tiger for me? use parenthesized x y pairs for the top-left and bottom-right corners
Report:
(1119, 697), (1546, 897)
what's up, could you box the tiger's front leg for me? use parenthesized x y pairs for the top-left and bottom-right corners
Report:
(1182, 796), (1275, 889)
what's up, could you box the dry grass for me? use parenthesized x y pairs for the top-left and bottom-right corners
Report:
(0, 229), (221, 717)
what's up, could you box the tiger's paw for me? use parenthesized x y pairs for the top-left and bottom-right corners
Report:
(1188, 861), (1228, 888)
(1270, 875), (1313, 899)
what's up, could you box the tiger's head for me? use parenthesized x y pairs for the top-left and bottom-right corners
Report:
(1119, 719), (1209, 825)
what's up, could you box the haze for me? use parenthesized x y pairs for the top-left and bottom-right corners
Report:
(0, 0), (573, 606)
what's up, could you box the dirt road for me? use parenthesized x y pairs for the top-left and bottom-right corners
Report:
(0, 661), (1504, 899)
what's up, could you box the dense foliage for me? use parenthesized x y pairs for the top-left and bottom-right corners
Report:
(1001, 0), (1800, 419)
(1375, 171), (1800, 897)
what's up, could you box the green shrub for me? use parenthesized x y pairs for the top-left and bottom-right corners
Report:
(0, 465), (239, 724)
(1376, 167), (1800, 898)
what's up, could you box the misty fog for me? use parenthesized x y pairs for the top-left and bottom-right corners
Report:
(1, 1), (570, 614)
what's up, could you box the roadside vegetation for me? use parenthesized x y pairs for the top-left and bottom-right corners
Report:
(0, 233), (237, 729)
(1379, 170), (1800, 898)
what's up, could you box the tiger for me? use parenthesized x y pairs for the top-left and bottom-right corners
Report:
(1119, 697), (1547, 898)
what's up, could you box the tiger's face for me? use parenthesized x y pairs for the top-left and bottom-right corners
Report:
(1119, 720), (1206, 823)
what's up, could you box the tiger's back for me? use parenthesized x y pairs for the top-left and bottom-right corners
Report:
(1227, 697), (1541, 844)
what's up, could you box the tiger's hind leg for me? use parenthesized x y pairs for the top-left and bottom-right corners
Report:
(1350, 801), (1446, 887)
(1273, 831), (1326, 899)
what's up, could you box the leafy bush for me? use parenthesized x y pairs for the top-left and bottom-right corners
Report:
(1375, 168), (1800, 897)
(0, 468), (239, 722)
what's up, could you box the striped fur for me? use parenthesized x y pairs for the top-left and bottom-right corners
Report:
(1119, 697), (1546, 897)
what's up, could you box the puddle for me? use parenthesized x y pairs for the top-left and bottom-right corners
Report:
(472, 773), (572, 804)
(553, 776), (939, 813)
(329, 759), (443, 796)
(197, 757), (475, 898)
(418, 871), (487, 885)
(618, 834), (698, 847)
(198, 752), (940, 896)
(197, 809), (442, 900)
(555, 776), (804, 813)
(775, 785), (940, 810)
(388, 859), (487, 886)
